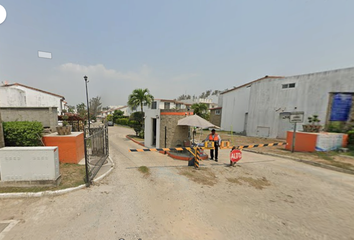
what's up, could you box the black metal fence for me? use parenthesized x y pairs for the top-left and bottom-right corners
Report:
(84, 124), (109, 186)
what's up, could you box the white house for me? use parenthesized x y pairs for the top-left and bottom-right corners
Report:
(144, 99), (190, 111)
(0, 87), (27, 107)
(180, 97), (218, 110)
(99, 105), (133, 118)
(144, 99), (191, 148)
(1, 83), (66, 114)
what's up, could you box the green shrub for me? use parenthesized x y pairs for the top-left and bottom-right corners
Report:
(327, 122), (344, 133)
(348, 130), (354, 146)
(116, 118), (129, 125)
(128, 120), (139, 126)
(129, 112), (144, 123)
(138, 130), (144, 139)
(3, 121), (43, 146)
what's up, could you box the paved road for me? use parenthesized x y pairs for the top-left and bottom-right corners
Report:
(1, 125), (354, 240)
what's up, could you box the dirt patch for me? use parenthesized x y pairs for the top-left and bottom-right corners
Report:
(239, 176), (271, 190)
(227, 176), (271, 190)
(0, 163), (86, 193)
(177, 167), (217, 186)
(226, 177), (243, 185)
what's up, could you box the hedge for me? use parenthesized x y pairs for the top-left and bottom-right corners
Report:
(3, 121), (43, 146)
(116, 118), (129, 125)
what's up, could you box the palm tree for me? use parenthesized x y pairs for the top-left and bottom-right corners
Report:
(128, 88), (154, 112)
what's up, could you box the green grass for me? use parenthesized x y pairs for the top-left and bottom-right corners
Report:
(312, 151), (354, 171)
(313, 151), (337, 161)
(138, 166), (150, 175)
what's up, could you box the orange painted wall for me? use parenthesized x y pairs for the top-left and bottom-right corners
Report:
(342, 134), (348, 147)
(286, 131), (317, 152)
(43, 133), (84, 164)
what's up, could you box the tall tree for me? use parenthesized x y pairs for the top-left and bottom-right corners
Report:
(76, 103), (87, 119)
(67, 105), (75, 113)
(89, 96), (102, 119)
(128, 88), (154, 112)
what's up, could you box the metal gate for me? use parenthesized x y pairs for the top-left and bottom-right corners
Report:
(84, 124), (109, 186)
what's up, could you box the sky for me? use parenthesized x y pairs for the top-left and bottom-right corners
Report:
(1, 0), (354, 107)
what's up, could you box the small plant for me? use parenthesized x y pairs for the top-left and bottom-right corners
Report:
(62, 115), (69, 126)
(303, 114), (322, 132)
(308, 115), (321, 125)
(327, 122), (345, 133)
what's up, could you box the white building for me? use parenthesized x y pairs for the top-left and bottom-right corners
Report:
(221, 67), (354, 139)
(220, 76), (283, 134)
(99, 105), (133, 118)
(146, 99), (190, 111)
(247, 67), (354, 138)
(180, 97), (218, 110)
(144, 99), (191, 148)
(1, 83), (66, 114)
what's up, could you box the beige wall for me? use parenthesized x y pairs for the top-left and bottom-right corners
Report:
(159, 110), (189, 148)
(210, 109), (222, 127)
(0, 107), (58, 131)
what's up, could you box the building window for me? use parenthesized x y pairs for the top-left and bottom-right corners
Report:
(215, 109), (221, 115)
(151, 101), (157, 109)
(176, 103), (181, 109)
(282, 83), (296, 89)
(164, 102), (170, 109)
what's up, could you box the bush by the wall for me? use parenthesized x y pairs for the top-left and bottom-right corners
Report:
(348, 130), (354, 146)
(3, 121), (43, 146)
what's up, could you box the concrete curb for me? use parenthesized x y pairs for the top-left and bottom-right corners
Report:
(245, 150), (354, 175)
(92, 156), (114, 183)
(126, 135), (145, 147)
(0, 156), (114, 199)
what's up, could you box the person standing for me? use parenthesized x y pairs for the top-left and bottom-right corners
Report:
(205, 129), (221, 162)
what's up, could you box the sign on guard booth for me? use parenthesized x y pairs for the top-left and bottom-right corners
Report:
(0, 147), (60, 182)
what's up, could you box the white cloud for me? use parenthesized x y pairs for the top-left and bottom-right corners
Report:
(59, 63), (152, 82)
(54, 62), (200, 105)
